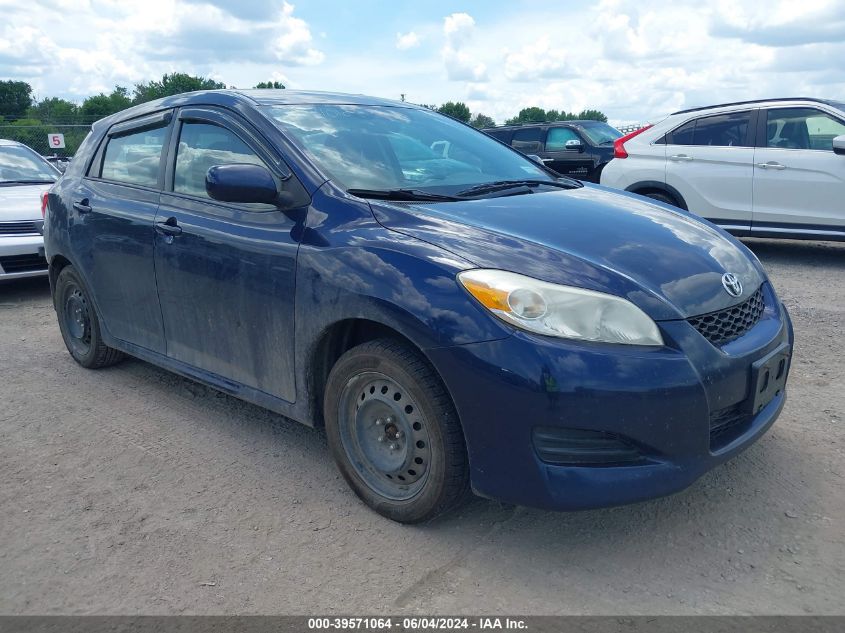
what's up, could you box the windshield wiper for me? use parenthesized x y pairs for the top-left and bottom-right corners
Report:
(347, 188), (462, 202)
(455, 178), (582, 198)
(0, 179), (56, 185)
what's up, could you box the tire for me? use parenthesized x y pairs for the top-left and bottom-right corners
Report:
(324, 338), (470, 523)
(642, 191), (680, 208)
(54, 266), (124, 369)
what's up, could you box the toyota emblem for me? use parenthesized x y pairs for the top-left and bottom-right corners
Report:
(721, 273), (742, 297)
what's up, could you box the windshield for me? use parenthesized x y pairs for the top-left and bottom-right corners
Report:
(578, 123), (623, 145)
(263, 104), (553, 192)
(0, 145), (58, 184)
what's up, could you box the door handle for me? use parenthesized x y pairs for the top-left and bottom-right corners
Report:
(73, 198), (92, 214)
(154, 218), (182, 237)
(669, 154), (693, 162)
(756, 161), (786, 170)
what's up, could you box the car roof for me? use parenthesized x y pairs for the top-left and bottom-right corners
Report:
(0, 138), (25, 147)
(671, 97), (842, 115)
(90, 89), (417, 131)
(483, 120), (599, 131)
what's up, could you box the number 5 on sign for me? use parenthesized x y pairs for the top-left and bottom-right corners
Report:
(48, 133), (66, 149)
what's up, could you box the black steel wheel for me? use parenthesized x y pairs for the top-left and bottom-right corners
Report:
(54, 266), (124, 369)
(324, 338), (469, 523)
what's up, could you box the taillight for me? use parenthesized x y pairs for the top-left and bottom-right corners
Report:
(41, 191), (49, 218)
(613, 124), (653, 159)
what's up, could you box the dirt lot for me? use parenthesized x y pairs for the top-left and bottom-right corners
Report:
(1, 238), (843, 615)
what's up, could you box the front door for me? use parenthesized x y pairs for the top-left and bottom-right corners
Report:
(542, 127), (593, 179)
(752, 106), (845, 232)
(154, 108), (304, 402)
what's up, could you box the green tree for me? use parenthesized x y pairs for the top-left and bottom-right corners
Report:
(0, 80), (33, 120)
(576, 108), (608, 122)
(469, 113), (495, 129)
(505, 106), (547, 125)
(29, 97), (80, 123)
(81, 86), (132, 119)
(133, 73), (226, 104)
(254, 81), (285, 89)
(437, 101), (471, 123)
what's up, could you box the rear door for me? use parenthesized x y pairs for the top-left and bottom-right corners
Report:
(752, 106), (845, 233)
(154, 106), (305, 402)
(69, 110), (172, 353)
(664, 110), (756, 230)
(509, 127), (544, 156)
(542, 126), (593, 178)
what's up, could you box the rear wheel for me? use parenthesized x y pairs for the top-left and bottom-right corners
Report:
(54, 266), (124, 369)
(324, 338), (469, 523)
(642, 191), (681, 208)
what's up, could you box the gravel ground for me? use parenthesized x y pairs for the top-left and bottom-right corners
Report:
(0, 238), (843, 615)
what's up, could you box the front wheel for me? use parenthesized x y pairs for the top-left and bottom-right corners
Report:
(54, 266), (124, 369)
(324, 338), (470, 523)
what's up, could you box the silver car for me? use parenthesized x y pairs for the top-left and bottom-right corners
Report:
(0, 139), (60, 280)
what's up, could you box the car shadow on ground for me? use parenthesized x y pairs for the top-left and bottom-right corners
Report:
(742, 238), (845, 269)
(116, 350), (794, 548)
(0, 276), (51, 303)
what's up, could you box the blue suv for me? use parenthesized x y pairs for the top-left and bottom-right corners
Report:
(44, 90), (793, 522)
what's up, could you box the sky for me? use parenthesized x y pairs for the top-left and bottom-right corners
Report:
(2, 0), (844, 125)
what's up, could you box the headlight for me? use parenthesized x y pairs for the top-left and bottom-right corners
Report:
(457, 269), (664, 346)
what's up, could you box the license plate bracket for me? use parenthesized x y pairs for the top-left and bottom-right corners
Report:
(747, 344), (790, 414)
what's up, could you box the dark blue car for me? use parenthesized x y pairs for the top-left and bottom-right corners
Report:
(44, 90), (793, 522)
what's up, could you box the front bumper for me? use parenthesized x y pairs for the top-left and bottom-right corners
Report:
(427, 282), (793, 510)
(0, 233), (48, 280)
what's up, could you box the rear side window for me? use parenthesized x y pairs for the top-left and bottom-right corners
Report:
(545, 127), (580, 151)
(668, 112), (751, 147)
(511, 128), (543, 153)
(765, 108), (845, 150)
(485, 129), (512, 144)
(100, 127), (168, 187)
(174, 122), (267, 198)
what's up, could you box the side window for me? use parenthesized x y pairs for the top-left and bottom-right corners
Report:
(668, 112), (751, 147)
(765, 108), (845, 150)
(511, 128), (543, 153)
(485, 129), (512, 144)
(174, 122), (267, 198)
(692, 112), (750, 147)
(545, 127), (580, 151)
(100, 126), (168, 187)
(668, 120), (695, 145)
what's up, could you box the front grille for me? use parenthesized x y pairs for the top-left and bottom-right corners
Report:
(0, 253), (48, 274)
(0, 221), (41, 235)
(688, 285), (765, 346)
(709, 403), (752, 450)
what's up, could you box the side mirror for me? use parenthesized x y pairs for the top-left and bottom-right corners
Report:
(565, 139), (584, 152)
(834, 135), (845, 156)
(206, 163), (278, 204)
(526, 154), (544, 164)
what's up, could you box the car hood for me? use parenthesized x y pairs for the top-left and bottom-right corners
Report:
(0, 183), (51, 222)
(369, 184), (764, 320)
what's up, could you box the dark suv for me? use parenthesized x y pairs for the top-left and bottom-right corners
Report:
(484, 121), (622, 182)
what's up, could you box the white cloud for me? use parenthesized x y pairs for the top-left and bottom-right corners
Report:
(272, 1), (324, 65)
(502, 37), (569, 81)
(396, 31), (420, 50)
(0, 0), (324, 100)
(441, 12), (487, 82)
(2, 0), (845, 127)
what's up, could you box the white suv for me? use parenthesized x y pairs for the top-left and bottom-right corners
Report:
(600, 98), (845, 241)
